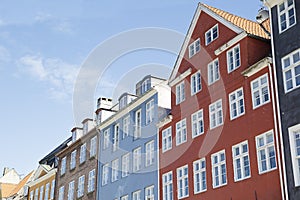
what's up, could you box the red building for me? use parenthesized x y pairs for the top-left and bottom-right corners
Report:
(158, 3), (285, 200)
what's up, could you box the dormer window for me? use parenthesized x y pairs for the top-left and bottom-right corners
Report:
(189, 38), (200, 58)
(72, 131), (77, 143)
(119, 95), (127, 110)
(205, 24), (218, 45)
(142, 78), (151, 94)
(83, 123), (88, 134)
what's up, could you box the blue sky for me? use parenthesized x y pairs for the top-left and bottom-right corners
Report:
(0, 0), (265, 176)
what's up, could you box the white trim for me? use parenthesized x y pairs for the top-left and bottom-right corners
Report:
(157, 115), (173, 128)
(215, 32), (247, 56)
(232, 140), (251, 182)
(205, 24), (219, 46)
(288, 124), (300, 187)
(211, 149), (227, 188)
(169, 68), (191, 87)
(264, 0), (285, 8)
(242, 57), (272, 77)
(27, 169), (56, 187)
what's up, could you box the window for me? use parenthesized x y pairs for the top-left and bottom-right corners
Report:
(133, 147), (142, 172)
(67, 181), (74, 200)
(232, 141), (251, 182)
(211, 150), (227, 188)
(256, 131), (277, 174)
(58, 186), (64, 200)
(191, 109), (204, 138)
(102, 163), (109, 185)
(162, 171), (173, 200)
(132, 190), (141, 200)
(119, 95), (128, 110)
(176, 119), (187, 146)
(189, 38), (200, 58)
(90, 136), (97, 158)
(145, 185), (154, 200)
(122, 153), (130, 177)
(142, 78), (151, 94)
(288, 124), (300, 186)
(146, 99), (155, 124)
(205, 24), (218, 45)
(191, 71), (201, 95)
(123, 115), (130, 139)
(278, 0), (296, 33)
(39, 186), (44, 200)
(60, 157), (66, 175)
(193, 158), (206, 194)
(44, 183), (49, 200)
(121, 195), (129, 200)
(34, 188), (39, 200)
(227, 44), (241, 72)
(77, 175), (85, 198)
(162, 127), (172, 152)
(176, 81), (185, 104)
(83, 122), (88, 134)
(134, 109), (142, 139)
(209, 99), (223, 129)
(208, 59), (220, 85)
(251, 74), (270, 109)
(177, 165), (189, 199)
(30, 191), (34, 200)
(103, 129), (110, 149)
(88, 169), (96, 193)
(70, 150), (76, 170)
(113, 124), (120, 151)
(112, 159), (119, 182)
(145, 140), (155, 166)
(282, 48), (300, 92)
(80, 143), (86, 164)
(229, 88), (245, 120)
(50, 180), (55, 199)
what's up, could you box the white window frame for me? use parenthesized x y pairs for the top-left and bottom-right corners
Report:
(30, 191), (34, 200)
(123, 115), (130, 139)
(211, 150), (227, 188)
(145, 140), (155, 167)
(60, 157), (66, 175)
(34, 188), (39, 200)
(177, 165), (189, 199)
(58, 186), (64, 200)
(278, 0), (297, 33)
(142, 78), (151, 94)
(193, 158), (207, 194)
(176, 118), (187, 146)
(67, 181), (74, 200)
(251, 73), (270, 109)
(288, 124), (300, 186)
(191, 109), (204, 138)
(39, 185), (44, 200)
(44, 183), (49, 200)
(209, 99), (223, 129)
(133, 147), (142, 172)
(189, 38), (200, 58)
(102, 163), (109, 186)
(50, 180), (55, 199)
(90, 136), (97, 158)
(162, 126), (172, 152)
(88, 169), (96, 193)
(229, 87), (245, 120)
(176, 81), (185, 105)
(122, 153), (130, 177)
(146, 99), (155, 125)
(132, 190), (141, 200)
(208, 58), (220, 85)
(162, 171), (173, 200)
(111, 159), (119, 182)
(227, 44), (241, 73)
(205, 24), (218, 45)
(70, 150), (76, 170)
(191, 70), (202, 95)
(121, 195), (129, 200)
(77, 175), (85, 198)
(103, 129), (110, 149)
(134, 109), (142, 139)
(232, 141), (251, 182)
(145, 185), (154, 200)
(113, 124), (120, 151)
(256, 130), (277, 174)
(80, 143), (86, 164)
(282, 48), (300, 93)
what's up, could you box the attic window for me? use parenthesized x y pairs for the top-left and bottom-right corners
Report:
(142, 78), (151, 94)
(205, 24), (218, 45)
(189, 38), (200, 58)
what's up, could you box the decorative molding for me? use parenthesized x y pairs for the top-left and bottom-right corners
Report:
(215, 32), (247, 56)
(242, 57), (272, 77)
(169, 68), (192, 87)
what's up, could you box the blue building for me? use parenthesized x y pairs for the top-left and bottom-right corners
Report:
(97, 75), (170, 200)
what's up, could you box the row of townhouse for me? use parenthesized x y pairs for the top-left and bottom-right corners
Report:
(22, 0), (300, 200)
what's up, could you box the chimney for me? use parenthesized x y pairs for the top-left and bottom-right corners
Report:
(97, 97), (112, 109)
(95, 97), (115, 125)
(3, 167), (9, 176)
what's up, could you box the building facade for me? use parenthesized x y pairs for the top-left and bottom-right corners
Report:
(55, 120), (99, 200)
(264, 0), (300, 199)
(97, 75), (170, 200)
(159, 3), (285, 200)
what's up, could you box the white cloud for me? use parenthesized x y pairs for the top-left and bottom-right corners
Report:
(18, 55), (79, 101)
